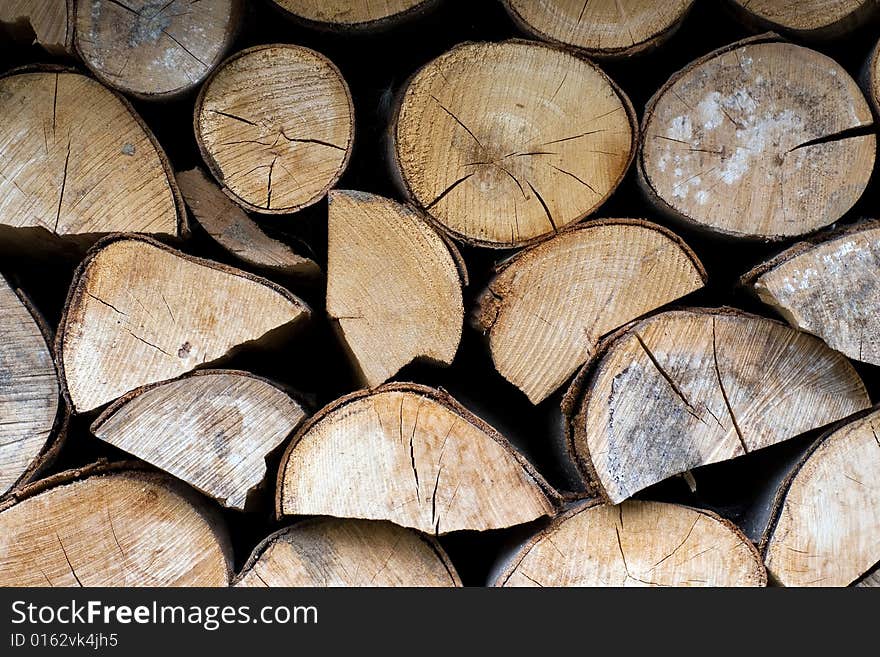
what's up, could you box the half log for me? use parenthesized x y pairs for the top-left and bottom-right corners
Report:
(0, 0), (74, 56)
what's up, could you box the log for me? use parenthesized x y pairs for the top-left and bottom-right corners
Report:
(276, 383), (560, 534)
(0, 0), (74, 56)
(177, 167), (320, 279)
(327, 190), (465, 387)
(638, 35), (875, 240)
(0, 464), (232, 586)
(269, 0), (439, 31)
(563, 307), (869, 504)
(0, 278), (64, 498)
(472, 219), (706, 404)
(503, 0), (696, 59)
(57, 235), (310, 413)
(491, 500), (766, 587)
(743, 220), (880, 367)
(235, 518), (461, 587)
(862, 36), (880, 117)
(728, 0), (878, 40)
(0, 68), (184, 251)
(195, 44), (354, 215)
(91, 370), (306, 510)
(760, 407), (880, 586)
(390, 40), (637, 248)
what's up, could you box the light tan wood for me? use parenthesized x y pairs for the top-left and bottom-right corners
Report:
(0, 467), (231, 586)
(327, 190), (464, 387)
(0, 0), (73, 55)
(0, 280), (61, 497)
(392, 40), (636, 248)
(271, 0), (435, 28)
(473, 219), (705, 404)
(235, 518), (461, 587)
(91, 370), (306, 510)
(730, 0), (877, 39)
(75, 0), (242, 100)
(639, 37), (875, 240)
(195, 44), (354, 215)
(763, 408), (880, 587)
(58, 236), (310, 413)
(503, 0), (695, 58)
(566, 307), (869, 504)
(0, 69), (182, 248)
(744, 221), (880, 367)
(277, 383), (559, 534)
(177, 167), (320, 279)
(493, 500), (766, 587)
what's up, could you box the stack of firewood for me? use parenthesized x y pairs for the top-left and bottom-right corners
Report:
(0, 0), (878, 588)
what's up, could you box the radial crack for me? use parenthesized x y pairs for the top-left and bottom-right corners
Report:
(711, 317), (748, 455)
(526, 181), (557, 232)
(53, 141), (71, 233)
(425, 173), (474, 209)
(55, 533), (83, 587)
(788, 123), (875, 152)
(634, 333), (706, 425)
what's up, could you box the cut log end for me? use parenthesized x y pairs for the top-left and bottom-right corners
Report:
(235, 518), (460, 587)
(75, 0), (242, 100)
(327, 190), (464, 387)
(277, 383), (558, 535)
(493, 501), (766, 587)
(472, 219), (705, 404)
(730, 0), (877, 39)
(270, 0), (436, 30)
(503, 0), (696, 58)
(0, 467), (231, 587)
(567, 307), (869, 503)
(91, 370), (306, 510)
(58, 236), (310, 413)
(195, 44), (354, 215)
(0, 0), (73, 55)
(393, 40), (636, 248)
(640, 38), (875, 240)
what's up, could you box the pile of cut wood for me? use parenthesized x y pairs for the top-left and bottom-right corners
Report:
(1, 0), (879, 587)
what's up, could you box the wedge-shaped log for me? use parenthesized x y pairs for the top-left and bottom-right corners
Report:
(503, 0), (696, 58)
(0, 279), (63, 497)
(270, 0), (438, 30)
(391, 40), (636, 248)
(76, 0), (243, 100)
(57, 236), (310, 413)
(195, 44), (354, 214)
(178, 168), (320, 279)
(762, 408), (880, 586)
(0, 465), (231, 586)
(639, 36), (875, 240)
(743, 221), (880, 367)
(473, 219), (705, 404)
(236, 518), (460, 587)
(91, 370), (306, 510)
(277, 383), (559, 534)
(0, 0), (73, 55)
(0, 69), (183, 249)
(729, 0), (877, 40)
(492, 500), (766, 587)
(565, 307), (869, 503)
(328, 190), (464, 387)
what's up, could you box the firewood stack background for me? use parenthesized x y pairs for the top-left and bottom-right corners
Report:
(1, 0), (879, 587)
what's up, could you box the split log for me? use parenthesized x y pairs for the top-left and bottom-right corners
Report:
(276, 383), (559, 534)
(743, 220), (880, 367)
(0, 0), (74, 56)
(327, 190), (465, 387)
(564, 307), (869, 504)
(503, 0), (696, 59)
(235, 518), (460, 587)
(0, 278), (64, 498)
(491, 500), (766, 587)
(760, 407), (880, 586)
(639, 36), (875, 240)
(391, 40), (637, 248)
(57, 235), (310, 413)
(728, 0), (878, 40)
(472, 219), (706, 404)
(269, 0), (438, 31)
(0, 68), (183, 251)
(0, 464), (231, 586)
(177, 167), (320, 279)
(75, 0), (243, 101)
(91, 370), (306, 510)
(195, 44), (354, 215)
